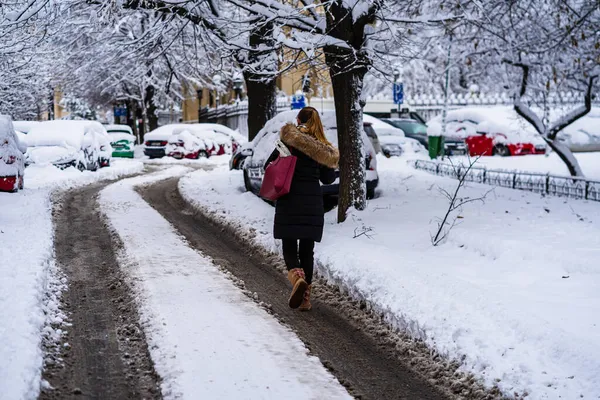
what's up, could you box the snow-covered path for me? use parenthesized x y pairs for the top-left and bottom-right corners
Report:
(0, 160), (143, 399)
(99, 167), (351, 400)
(178, 157), (600, 400)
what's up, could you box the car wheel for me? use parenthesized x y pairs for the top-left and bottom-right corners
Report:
(77, 161), (86, 171)
(198, 151), (208, 159)
(493, 144), (510, 157)
(18, 176), (24, 190)
(366, 187), (376, 200)
(243, 170), (252, 192)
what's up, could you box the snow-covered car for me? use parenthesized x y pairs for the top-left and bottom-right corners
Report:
(382, 118), (429, 148)
(427, 107), (546, 157)
(12, 120), (40, 134)
(363, 115), (426, 157)
(230, 120), (380, 170)
(242, 110), (379, 199)
(196, 123), (246, 153)
(0, 115), (26, 192)
(97, 128), (113, 167)
(166, 125), (235, 159)
(105, 124), (136, 158)
(25, 120), (105, 171)
(557, 108), (600, 152)
(144, 124), (219, 159)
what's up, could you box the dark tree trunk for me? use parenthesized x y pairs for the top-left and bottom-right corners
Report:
(329, 71), (367, 222)
(244, 73), (278, 141)
(324, 3), (374, 222)
(144, 84), (158, 132)
(242, 21), (278, 141)
(127, 100), (141, 143)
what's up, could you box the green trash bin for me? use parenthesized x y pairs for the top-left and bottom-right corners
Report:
(428, 136), (445, 159)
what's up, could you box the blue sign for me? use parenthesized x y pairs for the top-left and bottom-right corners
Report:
(114, 107), (127, 117)
(393, 83), (404, 105)
(290, 93), (306, 110)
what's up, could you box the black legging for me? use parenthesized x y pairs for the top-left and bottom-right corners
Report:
(282, 239), (315, 284)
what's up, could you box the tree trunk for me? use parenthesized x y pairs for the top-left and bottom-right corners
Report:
(330, 71), (367, 222)
(244, 73), (278, 141)
(144, 84), (158, 133)
(242, 21), (278, 141)
(324, 3), (372, 222)
(543, 138), (584, 177)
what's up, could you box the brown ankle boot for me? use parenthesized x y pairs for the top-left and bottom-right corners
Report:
(299, 284), (312, 311)
(287, 268), (308, 309)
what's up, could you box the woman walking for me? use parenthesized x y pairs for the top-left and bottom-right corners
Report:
(265, 107), (339, 311)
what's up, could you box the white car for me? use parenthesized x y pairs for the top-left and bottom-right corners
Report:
(196, 123), (246, 146)
(363, 114), (426, 157)
(0, 115), (26, 192)
(242, 110), (379, 199)
(557, 108), (600, 152)
(144, 124), (190, 159)
(26, 120), (106, 171)
(12, 120), (40, 134)
(97, 128), (114, 167)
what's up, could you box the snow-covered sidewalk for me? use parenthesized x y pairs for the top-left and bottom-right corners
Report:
(0, 160), (143, 399)
(179, 157), (600, 399)
(98, 168), (350, 400)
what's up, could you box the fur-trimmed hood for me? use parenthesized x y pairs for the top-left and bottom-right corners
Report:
(280, 124), (339, 169)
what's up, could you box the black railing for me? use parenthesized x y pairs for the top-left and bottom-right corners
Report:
(411, 159), (600, 202)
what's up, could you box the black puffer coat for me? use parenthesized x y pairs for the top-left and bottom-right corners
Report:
(265, 124), (339, 242)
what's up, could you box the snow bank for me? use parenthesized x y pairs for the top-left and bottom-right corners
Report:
(0, 191), (53, 399)
(450, 152), (600, 181)
(179, 160), (600, 399)
(25, 159), (143, 190)
(99, 169), (351, 400)
(0, 159), (144, 399)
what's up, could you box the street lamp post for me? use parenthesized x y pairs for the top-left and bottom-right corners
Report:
(233, 74), (244, 102)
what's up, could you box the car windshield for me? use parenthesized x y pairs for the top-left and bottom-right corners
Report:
(363, 124), (377, 139)
(387, 120), (427, 135)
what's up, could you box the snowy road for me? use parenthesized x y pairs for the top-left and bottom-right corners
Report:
(139, 176), (449, 400)
(98, 168), (355, 400)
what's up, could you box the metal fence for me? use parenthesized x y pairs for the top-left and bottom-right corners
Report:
(411, 159), (600, 202)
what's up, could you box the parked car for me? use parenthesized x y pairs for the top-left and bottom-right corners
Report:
(25, 120), (105, 171)
(242, 110), (379, 200)
(557, 108), (600, 152)
(382, 118), (429, 148)
(105, 124), (136, 158)
(196, 123), (246, 153)
(0, 115), (26, 192)
(97, 129), (113, 167)
(427, 107), (546, 157)
(383, 117), (467, 155)
(363, 114), (426, 157)
(12, 120), (40, 134)
(166, 125), (236, 159)
(231, 119), (391, 170)
(144, 125), (176, 158)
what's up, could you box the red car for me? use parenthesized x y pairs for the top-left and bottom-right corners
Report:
(463, 129), (546, 157)
(0, 116), (26, 192)
(429, 107), (547, 157)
